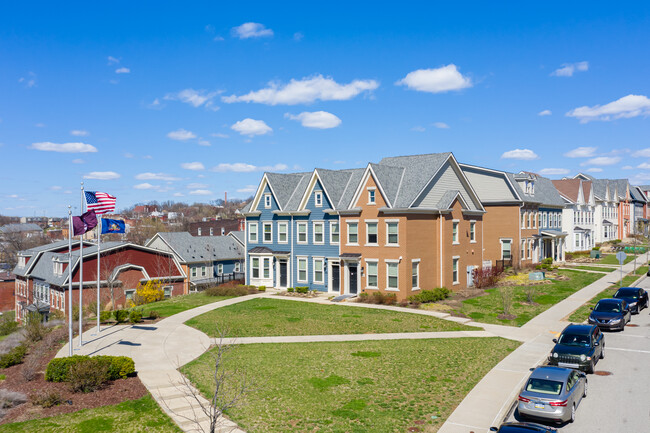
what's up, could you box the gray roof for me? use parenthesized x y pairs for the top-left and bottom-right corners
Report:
(630, 185), (647, 203)
(30, 251), (73, 286)
(266, 172), (311, 210)
(436, 190), (464, 210)
(229, 230), (245, 246)
(504, 172), (565, 207)
(154, 232), (243, 263)
(316, 168), (365, 209)
(13, 240), (92, 277)
(378, 153), (451, 208)
(335, 168), (365, 209)
(0, 223), (42, 234)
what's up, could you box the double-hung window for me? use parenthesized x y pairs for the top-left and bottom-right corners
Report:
(452, 221), (459, 244)
(386, 262), (398, 290)
(217, 264), (223, 275)
(297, 222), (308, 244)
(315, 191), (323, 207)
(191, 267), (197, 278)
(297, 258), (308, 282)
(264, 194), (271, 208)
(470, 221), (476, 242)
(313, 258), (324, 284)
(368, 188), (376, 204)
(366, 260), (378, 288)
(263, 222), (272, 243)
(263, 258), (270, 279)
(366, 222), (378, 245)
(278, 222), (288, 243)
(452, 257), (459, 284)
(248, 223), (258, 243)
(347, 222), (358, 244)
(386, 222), (399, 245)
(251, 258), (259, 278)
(330, 222), (339, 244)
(412, 260), (420, 289)
(313, 222), (324, 244)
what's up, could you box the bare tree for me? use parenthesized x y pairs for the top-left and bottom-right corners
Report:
(167, 327), (251, 433)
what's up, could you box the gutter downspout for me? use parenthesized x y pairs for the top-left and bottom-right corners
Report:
(439, 210), (443, 287)
(290, 214), (294, 289)
(519, 203), (524, 267)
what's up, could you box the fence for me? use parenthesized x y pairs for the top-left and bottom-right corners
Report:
(495, 259), (513, 272)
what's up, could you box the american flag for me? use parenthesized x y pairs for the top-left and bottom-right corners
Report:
(85, 191), (116, 214)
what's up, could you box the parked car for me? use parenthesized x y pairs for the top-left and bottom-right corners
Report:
(517, 366), (587, 424)
(490, 422), (557, 432)
(547, 324), (604, 373)
(588, 298), (631, 331)
(613, 287), (648, 314)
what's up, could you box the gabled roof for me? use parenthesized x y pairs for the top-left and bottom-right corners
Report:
(552, 179), (591, 204)
(266, 172), (311, 210)
(13, 239), (94, 277)
(505, 172), (565, 207)
(0, 223), (42, 234)
(313, 168), (364, 210)
(228, 231), (245, 247)
(149, 232), (244, 263)
(630, 185), (647, 203)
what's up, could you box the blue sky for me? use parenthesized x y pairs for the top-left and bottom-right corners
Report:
(2, 2), (650, 216)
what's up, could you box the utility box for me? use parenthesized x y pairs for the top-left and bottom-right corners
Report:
(529, 272), (545, 281)
(590, 250), (601, 259)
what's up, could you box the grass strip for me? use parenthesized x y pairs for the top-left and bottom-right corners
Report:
(181, 337), (520, 433)
(598, 254), (636, 265)
(186, 298), (476, 337)
(568, 266), (616, 272)
(567, 288), (618, 323)
(135, 292), (232, 318)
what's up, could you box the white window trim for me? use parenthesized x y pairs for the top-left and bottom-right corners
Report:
(346, 221), (359, 246)
(314, 191), (323, 208)
(297, 256), (308, 283)
(264, 194), (272, 209)
(251, 257), (260, 279)
(312, 257), (324, 285)
(365, 220), (379, 246)
(411, 259), (420, 291)
(278, 222), (289, 244)
(452, 256), (460, 285)
(452, 219), (460, 245)
(313, 221), (325, 245)
(262, 257), (271, 279)
(469, 220), (476, 243)
(329, 221), (340, 245)
(297, 222), (308, 244)
(364, 258), (379, 290)
(248, 222), (258, 243)
(262, 222), (273, 244)
(500, 238), (513, 260)
(385, 220), (399, 247)
(367, 187), (377, 205)
(217, 264), (223, 275)
(385, 260), (399, 292)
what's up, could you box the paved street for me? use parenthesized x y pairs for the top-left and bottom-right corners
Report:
(506, 275), (650, 432)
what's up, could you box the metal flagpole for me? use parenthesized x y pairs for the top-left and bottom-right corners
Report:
(96, 214), (101, 333)
(68, 206), (73, 357)
(79, 182), (84, 346)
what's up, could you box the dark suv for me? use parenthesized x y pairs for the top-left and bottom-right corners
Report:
(547, 324), (604, 373)
(613, 287), (648, 314)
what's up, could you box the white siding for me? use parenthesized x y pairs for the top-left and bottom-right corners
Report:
(464, 170), (518, 202)
(413, 161), (477, 210)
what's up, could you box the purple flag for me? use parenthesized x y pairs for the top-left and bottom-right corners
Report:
(73, 210), (98, 236)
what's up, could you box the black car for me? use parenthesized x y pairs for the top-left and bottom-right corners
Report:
(613, 287), (649, 314)
(588, 298), (631, 331)
(490, 422), (557, 432)
(547, 324), (604, 373)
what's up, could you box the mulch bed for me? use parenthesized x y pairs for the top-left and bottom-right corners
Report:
(0, 324), (148, 425)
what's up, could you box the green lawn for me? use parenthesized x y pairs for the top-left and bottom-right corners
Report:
(135, 292), (232, 318)
(185, 298), (476, 337)
(569, 265), (616, 272)
(181, 337), (520, 433)
(567, 288), (617, 323)
(0, 395), (181, 433)
(598, 254), (636, 265)
(458, 270), (604, 327)
(634, 265), (648, 275)
(609, 273), (640, 288)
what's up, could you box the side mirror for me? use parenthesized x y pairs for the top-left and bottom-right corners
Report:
(552, 338), (558, 343)
(579, 372), (587, 378)
(489, 428), (498, 432)
(590, 307), (594, 310)
(594, 342), (599, 346)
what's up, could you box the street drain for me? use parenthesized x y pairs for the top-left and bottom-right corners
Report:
(595, 370), (613, 376)
(627, 324), (639, 327)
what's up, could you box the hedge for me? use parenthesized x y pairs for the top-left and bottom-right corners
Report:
(46, 355), (135, 382)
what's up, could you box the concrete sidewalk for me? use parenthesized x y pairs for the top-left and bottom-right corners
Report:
(438, 256), (647, 433)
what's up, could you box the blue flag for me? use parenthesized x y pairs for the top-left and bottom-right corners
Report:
(101, 218), (125, 234)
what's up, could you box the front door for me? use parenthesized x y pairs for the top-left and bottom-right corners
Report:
(331, 264), (340, 293)
(279, 261), (287, 288)
(348, 265), (358, 295)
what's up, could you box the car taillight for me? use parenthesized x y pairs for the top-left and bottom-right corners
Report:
(549, 399), (567, 407)
(518, 395), (530, 403)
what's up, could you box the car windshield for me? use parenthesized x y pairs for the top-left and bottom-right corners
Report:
(558, 333), (590, 346)
(526, 378), (563, 395)
(594, 302), (621, 313)
(615, 289), (638, 299)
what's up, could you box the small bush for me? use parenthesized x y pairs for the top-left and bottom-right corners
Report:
(258, 285), (266, 292)
(30, 390), (62, 408)
(133, 280), (165, 306)
(21, 354), (40, 381)
(409, 287), (450, 304)
(0, 389), (27, 409)
(40, 326), (68, 352)
(0, 316), (18, 337)
(46, 355), (135, 382)
(24, 312), (47, 342)
(409, 300), (421, 308)
(0, 344), (27, 369)
(114, 309), (128, 323)
(499, 286), (514, 315)
(204, 285), (253, 297)
(593, 246), (600, 251)
(295, 286), (309, 294)
(382, 293), (397, 305)
(472, 267), (503, 289)
(542, 257), (553, 265)
(371, 291), (384, 304)
(287, 287), (294, 293)
(147, 310), (160, 320)
(99, 311), (113, 323)
(524, 286), (537, 304)
(564, 253), (574, 260)
(68, 358), (111, 393)
(128, 310), (142, 324)
(398, 299), (409, 308)
(357, 292), (369, 303)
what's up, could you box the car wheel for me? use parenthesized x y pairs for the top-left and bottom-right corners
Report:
(587, 360), (594, 374)
(570, 403), (576, 423)
(600, 344), (605, 359)
(583, 378), (588, 398)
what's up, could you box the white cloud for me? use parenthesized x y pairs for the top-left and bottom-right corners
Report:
(581, 156), (621, 166)
(231, 118), (272, 136)
(173, 192), (185, 197)
(566, 94), (650, 123)
(622, 165), (634, 170)
(211, 132), (229, 138)
(212, 162), (288, 173)
(70, 129), (89, 137)
(143, 155), (153, 159)
(586, 167), (603, 173)
(181, 162), (205, 171)
(124, 152), (134, 158)
(396, 64), (471, 93)
(187, 183), (209, 189)
(147, 98), (164, 110)
(83, 171), (121, 180)
(637, 163), (650, 169)
(432, 122), (449, 129)
(500, 148), (539, 160)
(164, 89), (219, 110)
(107, 56), (120, 65)
(30, 142), (97, 153)
(285, 111), (341, 129)
(198, 139), (211, 146)
(632, 148), (650, 158)
(293, 32), (304, 41)
(411, 126), (425, 132)
(134, 183), (158, 190)
(19, 72), (36, 88)
(563, 146), (597, 158)
(72, 158), (85, 164)
(538, 110), (552, 116)
(167, 128), (197, 141)
(135, 172), (180, 181)
(539, 168), (570, 176)
(115, 67), (130, 74)
(35, 123), (46, 128)
(49, 186), (62, 191)
(231, 22), (273, 39)
(213, 36), (225, 42)
(551, 61), (589, 77)
(189, 189), (212, 195)
(237, 185), (258, 193)
(223, 75), (379, 105)
(8, 194), (19, 198)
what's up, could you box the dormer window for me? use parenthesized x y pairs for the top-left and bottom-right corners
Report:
(264, 194), (272, 209)
(18, 257), (26, 268)
(53, 260), (64, 276)
(314, 191), (323, 207)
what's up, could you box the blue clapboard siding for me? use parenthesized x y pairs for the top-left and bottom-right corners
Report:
(213, 260), (241, 276)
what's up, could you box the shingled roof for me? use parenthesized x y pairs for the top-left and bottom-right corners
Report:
(505, 172), (565, 207)
(153, 232), (243, 263)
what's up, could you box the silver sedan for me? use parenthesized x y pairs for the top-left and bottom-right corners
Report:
(517, 366), (587, 424)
